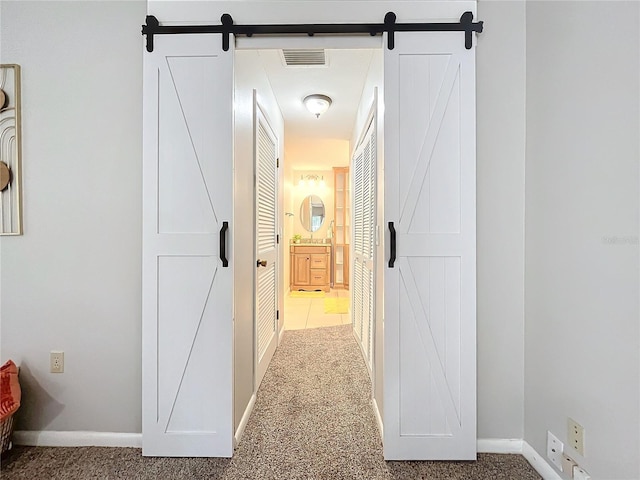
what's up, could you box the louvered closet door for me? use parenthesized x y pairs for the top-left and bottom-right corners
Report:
(142, 34), (234, 457)
(255, 100), (279, 389)
(384, 31), (477, 460)
(352, 116), (376, 372)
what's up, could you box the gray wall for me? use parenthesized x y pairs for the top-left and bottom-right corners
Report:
(476, 0), (526, 440)
(0, 1), (146, 432)
(1, 0), (529, 441)
(10, 8), (636, 475)
(525, 2), (640, 478)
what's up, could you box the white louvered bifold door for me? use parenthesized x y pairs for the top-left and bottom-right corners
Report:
(383, 30), (477, 460)
(352, 116), (376, 373)
(142, 34), (234, 457)
(255, 100), (279, 389)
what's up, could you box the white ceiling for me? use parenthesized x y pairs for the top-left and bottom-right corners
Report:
(255, 49), (375, 142)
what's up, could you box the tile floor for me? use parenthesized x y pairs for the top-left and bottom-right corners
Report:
(284, 288), (351, 330)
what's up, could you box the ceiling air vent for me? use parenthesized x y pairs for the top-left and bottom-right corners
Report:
(281, 49), (326, 67)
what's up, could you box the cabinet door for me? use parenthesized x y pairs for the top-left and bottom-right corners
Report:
(294, 254), (310, 285)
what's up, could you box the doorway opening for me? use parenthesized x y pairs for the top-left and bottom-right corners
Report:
(142, 11), (478, 458)
(235, 41), (382, 426)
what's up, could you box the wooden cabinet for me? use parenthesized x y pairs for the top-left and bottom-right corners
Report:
(293, 253), (310, 285)
(290, 245), (331, 292)
(333, 167), (349, 289)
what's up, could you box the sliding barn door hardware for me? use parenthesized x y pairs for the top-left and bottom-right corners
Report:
(142, 12), (483, 53)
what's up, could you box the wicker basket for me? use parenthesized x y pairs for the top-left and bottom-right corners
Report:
(1, 360), (20, 455)
(0, 413), (15, 454)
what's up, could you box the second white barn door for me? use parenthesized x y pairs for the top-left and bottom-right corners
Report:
(254, 98), (279, 389)
(383, 31), (478, 460)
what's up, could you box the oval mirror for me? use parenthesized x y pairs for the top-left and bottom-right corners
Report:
(299, 195), (325, 233)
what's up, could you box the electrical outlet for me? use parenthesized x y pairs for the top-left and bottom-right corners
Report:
(573, 466), (591, 480)
(546, 431), (564, 471)
(50, 351), (64, 373)
(562, 453), (578, 478)
(568, 418), (585, 455)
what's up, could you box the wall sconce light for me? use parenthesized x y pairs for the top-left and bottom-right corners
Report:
(298, 174), (325, 188)
(303, 94), (332, 118)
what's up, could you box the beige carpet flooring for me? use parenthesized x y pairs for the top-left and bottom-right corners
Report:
(1, 325), (541, 479)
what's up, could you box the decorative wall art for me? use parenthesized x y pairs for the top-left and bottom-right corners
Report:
(0, 64), (22, 235)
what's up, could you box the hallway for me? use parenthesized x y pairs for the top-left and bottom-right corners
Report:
(230, 325), (379, 477)
(284, 289), (351, 330)
(232, 324), (541, 478)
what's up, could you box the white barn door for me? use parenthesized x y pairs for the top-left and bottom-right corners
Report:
(142, 34), (234, 457)
(383, 31), (477, 460)
(254, 99), (279, 389)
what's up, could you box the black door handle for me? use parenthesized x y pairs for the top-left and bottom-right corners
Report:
(388, 222), (396, 268)
(220, 221), (229, 267)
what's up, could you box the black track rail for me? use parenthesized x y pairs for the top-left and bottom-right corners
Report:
(142, 12), (483, 53)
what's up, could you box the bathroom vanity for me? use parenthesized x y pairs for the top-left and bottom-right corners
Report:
(289, 244), (331, 292)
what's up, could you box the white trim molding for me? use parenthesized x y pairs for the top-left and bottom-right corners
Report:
(477, 438), (523, 454)
(521, 441), (562, 480)
(477, 438), (562, 480)
(13, 431), (142, 448)
(234, 393), (257, 448)
(372, 398), (384, 440)
(12, 430), (562, 480)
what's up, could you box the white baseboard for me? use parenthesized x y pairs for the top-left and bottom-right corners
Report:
(234, 393), (256, 448)
(522, 441), (562, 480)
(371, 398), (384, 439)
(11, 429), (561, 480)
(13, 430), (141, 448)
(477, 438), (523, 454)
(477, 438), (560, 480)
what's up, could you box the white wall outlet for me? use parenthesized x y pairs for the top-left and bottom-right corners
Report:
(568, 417), (585, 455)
(50, 351), (64, 373)
(562, 453), (578, 478)
(546, 431), (564, 471)
(573, 466), (591, 480)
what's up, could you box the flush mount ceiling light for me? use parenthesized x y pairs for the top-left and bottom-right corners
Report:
(303, 94), (332, 118)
